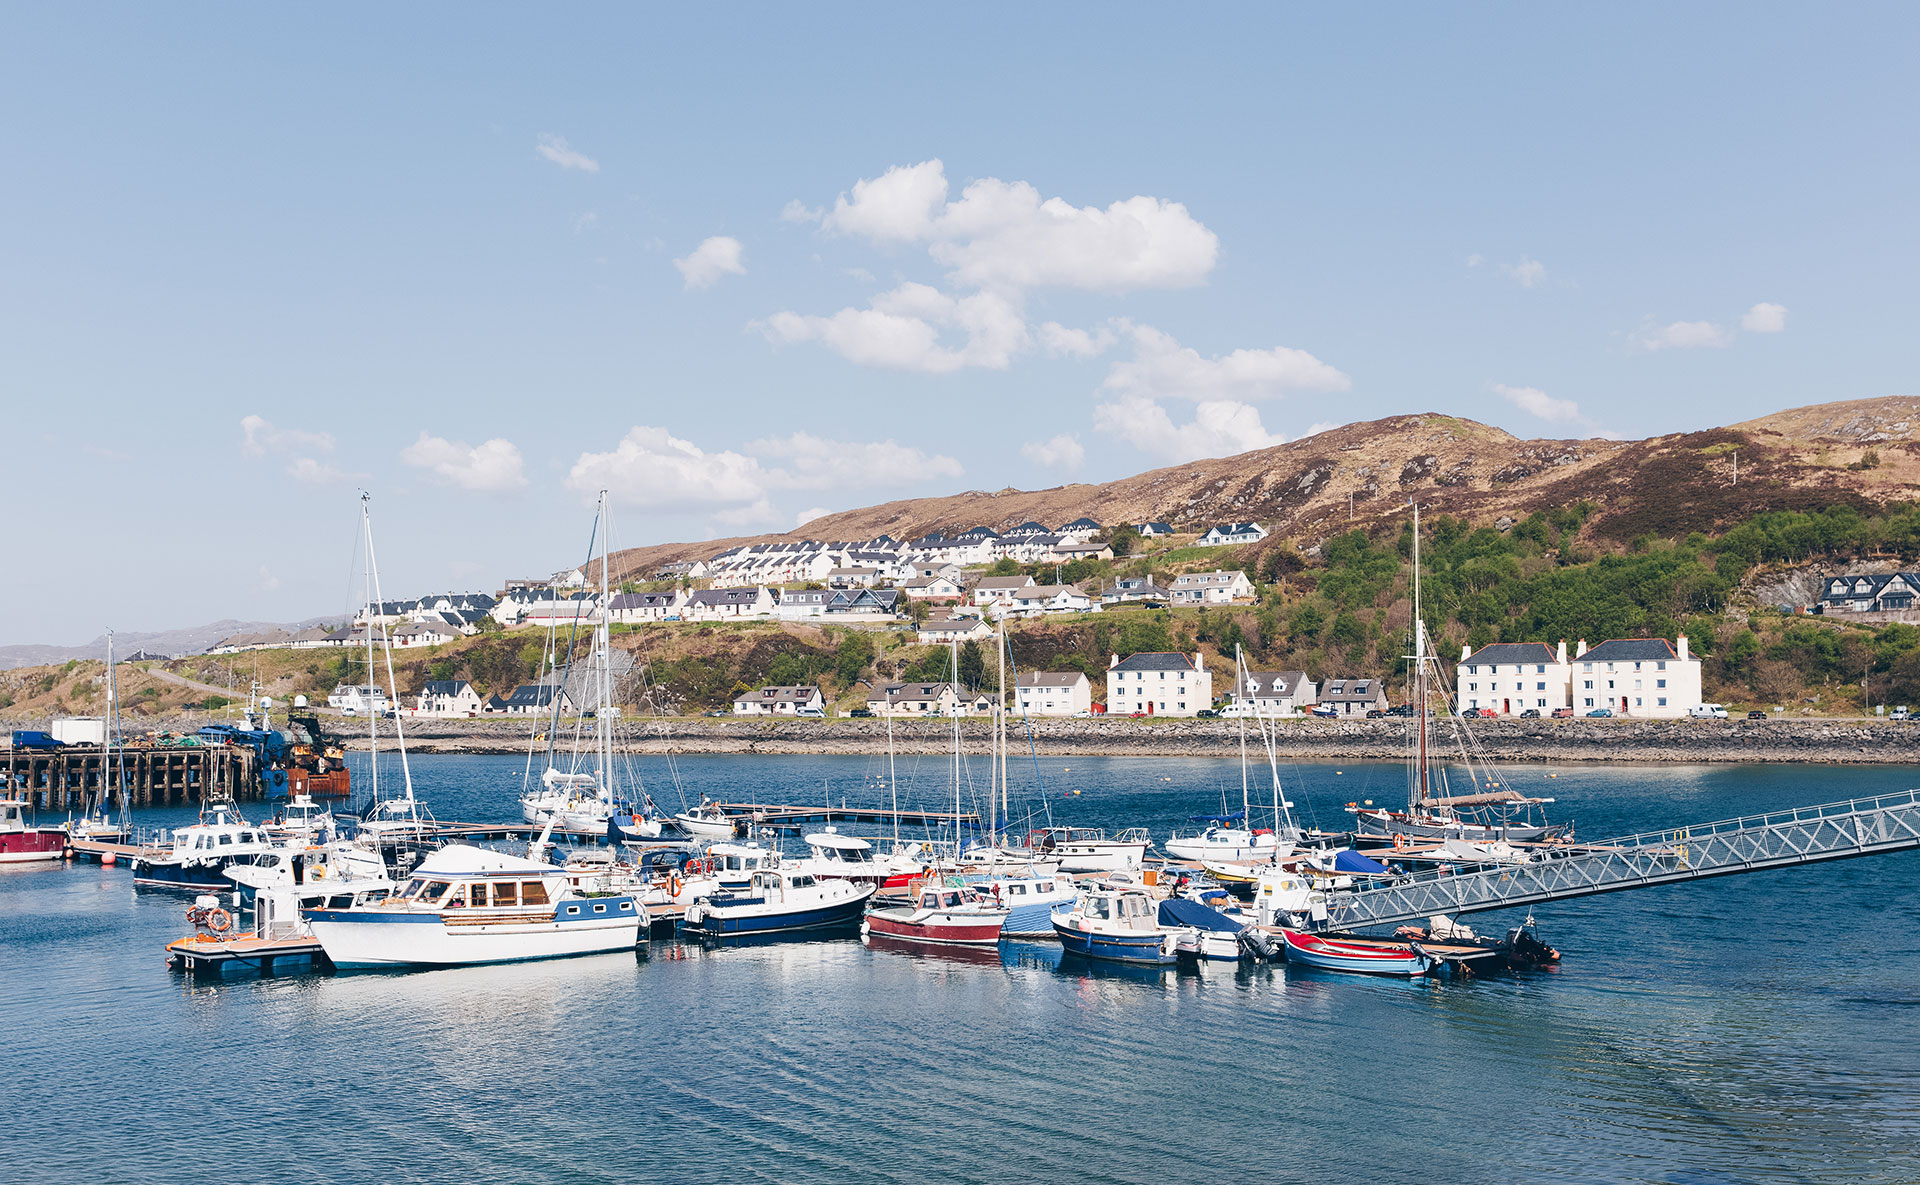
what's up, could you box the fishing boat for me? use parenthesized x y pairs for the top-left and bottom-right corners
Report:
(1051, 887), (1182, 964)
(862, 879), (1008, 946)
(129, 799), (278, 890)
(970, 872), (1079, 938)
(1278, 929), (1436, 977)
(0, 797), (67, 864)
(674, 798), (737, 840)
(1029, 827), (1150, 873)
(1165, 814), (1283, 862)
(679, 868), (873, 938)
(305, 843), (645, 968)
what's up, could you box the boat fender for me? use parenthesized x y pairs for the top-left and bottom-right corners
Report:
(205, 908), (233, 934)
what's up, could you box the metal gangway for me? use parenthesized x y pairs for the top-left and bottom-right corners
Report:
(1315, 789), (1920, 932)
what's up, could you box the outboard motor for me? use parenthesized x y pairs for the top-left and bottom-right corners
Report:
(1237, 927), (1276, 963)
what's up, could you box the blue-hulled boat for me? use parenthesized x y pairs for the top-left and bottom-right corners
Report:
(130, 799), (280, 891)
(1051, 888), (1182, 964)
(680, 869), (874, 938)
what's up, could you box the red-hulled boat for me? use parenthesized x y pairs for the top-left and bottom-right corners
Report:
(0, 798), (69, 863)
(862, 882), (1009, 946)
(1279, 929), (1436, 977)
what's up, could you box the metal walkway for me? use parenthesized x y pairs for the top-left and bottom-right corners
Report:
(1317, 789), (1920, 932)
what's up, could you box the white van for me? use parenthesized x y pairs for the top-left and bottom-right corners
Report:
(1688, 703), (1729, 719)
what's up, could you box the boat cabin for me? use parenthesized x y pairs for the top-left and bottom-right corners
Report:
(707, 842), (774, 878)
(394, 873), (559, 909)
(1077, 889), (1161, 931)
(805, 831), (875, 864)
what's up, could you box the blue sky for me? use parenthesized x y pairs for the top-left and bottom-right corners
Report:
(4, 5), (1916, 643)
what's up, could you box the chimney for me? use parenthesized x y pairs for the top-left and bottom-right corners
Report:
(1556, 639), (1568, 665)
(1192, 652), (1203, 671)
(1461, 644), (1472, 662)
(1576, 639), (1588, 658)
(1677, 634), (1689, 661)
(1110, 653), (1120, 669)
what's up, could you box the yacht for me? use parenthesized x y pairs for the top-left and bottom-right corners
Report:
(673, 798), (737, 840)
(1164, 815), (1288, 863)
(225, 840), (391, 906)
(680, 868), (873, 938)
(305, 843), (645, 969)
(788, 830), (893, 887)
(1028, 827), (1149, 873)
(130, 800), (278, 890)
(969, 872), (1079, 938)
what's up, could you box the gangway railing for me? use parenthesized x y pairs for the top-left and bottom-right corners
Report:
(1316, 789), (1920, 932)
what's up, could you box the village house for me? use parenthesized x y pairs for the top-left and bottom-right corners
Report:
(1133, 522), (1175, 537)
(1002, 583), (1098, 618)
(1169, 569), (1256, 605)
(1197, 522), (1268, 548)
(608, 590), (685, 624)
(208, 628), (295, 654)
(775, 589), (836, 620)
(826, 588), (902, 619)
(972, 574), (1036, 609)
(498, 683), (574, 716)
(391, 621), (461, 649)
(917, 616), (992, 645)
(415, 680), (485, 717)
(828, 566), (882, 589)
(655, 559), (709, 580)
(1571, 637), (1701, 718)
(1318, 678), (1388, 717)
(288, 627), (335, 650)
(1106, 652), (1213, 717)
(732, 684), (826, 716)
(1054, 517), (1104, 543)
(1228, 670), (1316, 716)
(1457, 641), (1573, 716)
(1101, 576), (1171, 605)
(681, 587), (776, 621)
(1817, 572), (1920, 613)
(327, 684), (389, 714)
(1053, 540), (1115, 562)
(518, 591), (604, 629)
(902, 574), (965, 603)
(867, 681), (962, 717)
(1015, 671), (1093, 716)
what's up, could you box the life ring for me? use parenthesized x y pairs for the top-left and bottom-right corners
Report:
(667, 874), (684, 898)
(311, 865), (327, 880)
(205, 908), (233, 934)
(1393, 834), (1409, 851)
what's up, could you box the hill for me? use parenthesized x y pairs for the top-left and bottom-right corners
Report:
(607, 395), (1920, 578)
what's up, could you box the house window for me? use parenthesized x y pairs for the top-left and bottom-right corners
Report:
(1584, 680), (1593, 689)
(1536, 682), (1546, 691)
(1467, 665), (1477, 675)
(1468, 682), (1478, 692)
(1657, 661), (1667, 671)
(1583, 663), (1593, 672)
(1537, 699), (1547, 708)
(1657, 679), (1667, 689)
(1584, 698), (1594, 707)
(1658, 697), (1668, 706)
(1536, 665), (1546, 674)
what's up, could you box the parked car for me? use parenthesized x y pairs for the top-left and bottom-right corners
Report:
(1892, 706), (1911, 722)
(849, 708), (874, 718)
(1747, 710), (1768, 721)
(795, 707), (825, 718)
(1385, 704), (1416, 717)
(703, 709), (728, 717)
(1551, 707), (1575, 718)
(1518, 708), (1540, 718)
(1196, 709), (1218, 718)
(1586, 708), (1614, 718)
(1689, 703), (1729, 719)
(1364, 709), (1385, 719)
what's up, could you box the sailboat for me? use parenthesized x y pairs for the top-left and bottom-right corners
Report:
(1169, 646), (1300, 864)
(66, 630), (130, 844)
(342, 494), (435, 855)
(1345, 502), (1569, 844)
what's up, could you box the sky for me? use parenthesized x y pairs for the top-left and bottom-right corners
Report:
(3, 5), (1916, 644)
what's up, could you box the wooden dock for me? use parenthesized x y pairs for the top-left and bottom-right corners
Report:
(4, 744), (256, 810)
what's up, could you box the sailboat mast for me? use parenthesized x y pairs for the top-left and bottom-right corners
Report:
(362, 493), (378, 803)
(1412, 500), (1427, 811)
(995, 616), (1006, 847)
(950, 638), (961, 858)
(1237, 644), (1250, 823)
(362, 493), (414, 803)
(598, 491), (613, 804)
(887, 706), (899, 848)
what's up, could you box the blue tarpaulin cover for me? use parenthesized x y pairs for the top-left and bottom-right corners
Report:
(1332, 849), (1391, 874)
(1184, 811), (1246, 823)
(1158, 898), (1243, 932)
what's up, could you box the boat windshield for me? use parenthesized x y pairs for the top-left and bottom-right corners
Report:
(1086, 897), (1112, 920)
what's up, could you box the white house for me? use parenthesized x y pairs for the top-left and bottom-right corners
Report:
(1003, 583), (1098, 618)
(1133, 522), (1175, 537)
(327, 684), (390, 714)
(775, 589), (836, 620)
(1318, 678), (1388, 717)
(1015, 671), (1093, 716)
(1169, 569), (1256, 605)
(1571, 637), (1701, 718)
(918, 616), (992, 645)
(902, 575), (965, 602)
(391, 621), (461, 649)
(1106, 652), (1213, 717)
(500, 683), (573, 715)
(608, 590), (685, 623)
(1457, 641), (1573, 716)
(416, 680), (485, 717)
(868, 681), (962, 717)
(972, 575), (1036, 609)
(826, 588), (903, 619)
(1229, 670), (1316, 716)
(1198, 522), (1268, 548)
(828, 567), (882, 589)
(732, 684), (826, 716)
(1101, 576), (1171, 605)
(681, 587), (777, 621)
(519, 591), (603, 628)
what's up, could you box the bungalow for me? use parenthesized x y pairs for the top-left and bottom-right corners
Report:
(1133, 522), (1175, 537)
(965, 692), (1001, 716)
(1004, 583), (1098, 618)
(416, 680), (485, 717)
(519, 591), (604, 628)
(1169, 569), (1256, 605)
(867, 681), (963, 717)
(732, 684), (826, 716)
(500, 683), (574, 716)
(775, 589), (835, 621)
(207, 629), (294, 654)
(681, 587), (777, 621)
(482, 693), (512, 713)
(1054, 541), (1115, 562)
(1198, 522), (1268, 548)
(391, 621), (461, 649)
(1228, 670), (1316, 717)
(902, 575), (965, 603)
(1318, 678), (1388, 717)
(972, 575), (1037, 609)
(1101, 576), (1170, 605)
(608, 590), (686, 624)
(1015, 671), (1093, 716)
(1106, 652), (1213, 717)
(655, 559), (710, 580)
(918, 616), (992, 645)
(288, 627), (335, 650)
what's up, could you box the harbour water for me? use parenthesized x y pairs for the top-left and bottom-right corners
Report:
(4, 754), (1917, 1184)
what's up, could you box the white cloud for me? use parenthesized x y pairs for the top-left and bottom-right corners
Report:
(399, 432), (529, 493)
(1466, 253), (1484, 268)
(748, 430), (964, 490)
(1038, 321), (1117, 359)
(572, 212), (599, 233)
(1021, 434), (1086, 474)
(780, 199), (824, 223)
(240, 414), (333, 458)
(286, 457), (350, 485)
(713, 500), (780, 529)
(1094, 397), (1285, 463)
(257, 565), (280, 592)
(568, 427), (766, 509)
(1100, 323), (1350, 403)
(1742, 302), (1788, 333)
(1492, 383), (1583, 424)
(758, 283), (1027, 373)
(673, 236), (746, 290)
(535, 134), (598, 173)
(1634, 319), (1734, 351)
(820, 159), (1218, 293)
(1502, 256), (1548, 288)
(794, 506), (833, 528)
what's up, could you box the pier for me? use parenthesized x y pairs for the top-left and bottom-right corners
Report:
(4, 744), (257, 811)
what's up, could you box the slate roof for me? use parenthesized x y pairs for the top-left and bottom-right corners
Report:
(421, 680), (473, 696)
(1319, 678), (1386, 702)
(1233, 670), (1312, 698)
(1017, 671), (1088, 688)
(1580, 638), (1681, 662)
(1111, 652), (1200, 673)
(1464, 642), (1558, 666)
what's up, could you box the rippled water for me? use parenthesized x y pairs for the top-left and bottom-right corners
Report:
(4, 753), (1917, 1184)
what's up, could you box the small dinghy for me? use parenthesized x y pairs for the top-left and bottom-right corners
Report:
(1279, 929), (1436, 977)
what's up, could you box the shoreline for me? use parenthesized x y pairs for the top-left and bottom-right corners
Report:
(356, 716), (1920, 765)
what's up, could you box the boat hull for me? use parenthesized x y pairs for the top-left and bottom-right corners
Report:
(1354, 813), (1562, 844)
(0, 830), (68, 863)
(675, 813), (736, 840)
(132, 856), (264, 891)
(680, 892), (870, 938)
(306, 900), (645, 968)
(1052, 919), (1178, 965)
(1279, 929), (1435, 977)
(861, 908), (1006, 946)
(1045, 842), (1148, 873)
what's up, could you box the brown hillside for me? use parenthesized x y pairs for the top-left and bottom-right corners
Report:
(608, 396), (1920, 577)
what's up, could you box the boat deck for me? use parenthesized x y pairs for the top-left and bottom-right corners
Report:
(165, 932), (326, 974)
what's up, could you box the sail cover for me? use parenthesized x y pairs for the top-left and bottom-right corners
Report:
(1158, 898), (1244, 933)
(1332, 849), (1392, 875)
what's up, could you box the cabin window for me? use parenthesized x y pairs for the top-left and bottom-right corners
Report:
(218, 834), (234, 846)
(420, 880), (451, 903)
(492, 882), (518, 906)
(521, 881), (551, 905)
(1007, 884), (1026, 896)
(793, 875), (814, 888)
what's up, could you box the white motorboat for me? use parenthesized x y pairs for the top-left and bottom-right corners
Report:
(305, 843), (645, 969)
(1164, 818), (1290, 863)
(263, 793), (337, 846)
(788, 829), (893, 886)
(225, 840), (392, 906)
(1028, 827), (1149, 873)
(130, 800), (279, 890)
(673, 799), (737, 840)
(969, 872), (1079, 938)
